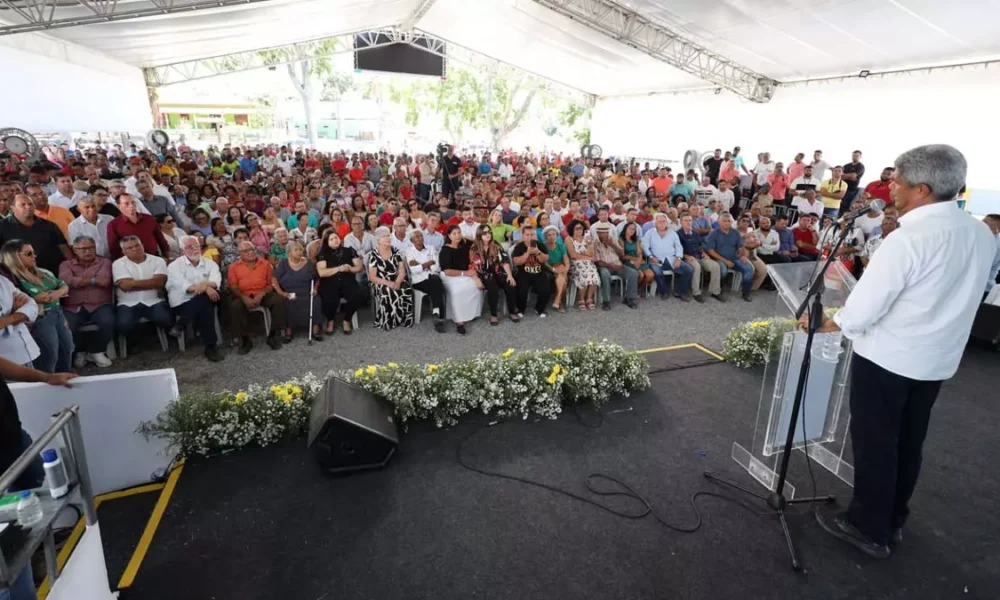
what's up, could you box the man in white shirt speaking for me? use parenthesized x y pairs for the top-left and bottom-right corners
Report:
(808, 145), (995, 558)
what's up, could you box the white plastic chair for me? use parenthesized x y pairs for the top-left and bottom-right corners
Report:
(78, 324), (117, 360)
(250, 306), (272, 337)
(177, 312), (223, 353)
(413, 289), (431, 324)
(117, 318), (169, 359)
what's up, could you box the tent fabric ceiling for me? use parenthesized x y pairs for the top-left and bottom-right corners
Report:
(10, 0), (1000, 96)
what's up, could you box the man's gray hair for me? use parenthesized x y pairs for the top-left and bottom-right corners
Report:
(178, 235), (200, 249)
(718, 211), (733, 220)
(119, 235), (142, 248)
(894, 144), (966, 201)
(72, 235), (96, 246)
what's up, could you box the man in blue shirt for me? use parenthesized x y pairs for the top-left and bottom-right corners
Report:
(641, 213), (694, 300)
(478, 156), (492, 176)
(238, 151), (258, 176)
(677, 214), (720, 301)
(984, 214), (1000, 298)
(704, 212), (755, 301)
(668, 173), (695, 202)
(774, 215), (807, 262)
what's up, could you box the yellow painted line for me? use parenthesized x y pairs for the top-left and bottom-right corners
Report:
(692, 343), (726, 361)
(95, 483), (165, 503)
(38, 481), (169, 598)
(118, 463), (185, 589)
(636, 343), (697, 355)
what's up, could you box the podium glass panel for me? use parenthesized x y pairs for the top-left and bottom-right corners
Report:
(731, 260), (858, 498)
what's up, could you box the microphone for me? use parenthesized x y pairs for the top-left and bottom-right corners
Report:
(836, 200), (884, 225)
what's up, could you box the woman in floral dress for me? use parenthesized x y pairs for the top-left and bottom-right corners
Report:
(367, 228), (414, 330)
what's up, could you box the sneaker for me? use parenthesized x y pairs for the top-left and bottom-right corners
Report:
(204, 347), (224, 362)
(266, 336), (283, 350)
(601, 302), (611, 311)
(693, 294), (705, 303)
(434, 319), (447, 333)
(73, 354), (87, 369)
(238, 337), (253, 355)
(711, 293), (726, 303)
(817, 511), (891, 559)
(88, 352), (112, 368)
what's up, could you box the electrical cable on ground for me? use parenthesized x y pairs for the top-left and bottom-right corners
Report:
(456, 409), (784, 536)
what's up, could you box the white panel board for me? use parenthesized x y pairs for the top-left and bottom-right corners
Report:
(0, 32), (151, 133)
(47, 524), (116, 600)
(12, 370), (178, 495)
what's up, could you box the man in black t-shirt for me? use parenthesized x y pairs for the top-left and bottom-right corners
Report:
(0, 194), (71, 273)
(840, 150), (866, 213)
(510, 225), (552, 317)
(440, 147), (462, 199)
(703, 149), (724, 186)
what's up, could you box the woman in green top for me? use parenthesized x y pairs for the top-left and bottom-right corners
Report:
(620, 222), (655, 293)
(0, 241), (73, 373)
(487, 209), (515, 245)
(541, 225), (570, 312)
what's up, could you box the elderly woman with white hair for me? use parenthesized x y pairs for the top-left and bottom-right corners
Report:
(405, 228), (447, 333)
(367, 226), (414, 330)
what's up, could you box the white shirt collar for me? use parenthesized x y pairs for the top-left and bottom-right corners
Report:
(897, 200), (956, 227)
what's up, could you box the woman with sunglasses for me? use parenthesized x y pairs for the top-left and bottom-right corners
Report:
(246, 213), (271, 256)
(470, 224), (519, 324)
(1, 241), (73, 373)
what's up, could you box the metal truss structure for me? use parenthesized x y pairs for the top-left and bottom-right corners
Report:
(144, 25), (595, 103)
(0, 0), (277, 36)
(531, 0), (778, 103)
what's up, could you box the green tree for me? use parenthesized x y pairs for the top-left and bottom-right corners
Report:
(258, 38), (340, 146)
(558, 103), (592, 148)
(484, 66), (546, 150)
(389, 69), (485, 145)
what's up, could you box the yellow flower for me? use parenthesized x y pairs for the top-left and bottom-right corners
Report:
(551, 348), (566, 356)
(588, 341), (595, 347)
(426, 364), (438, 373)
(501, 348), (515, 359)
(388, 362), (399, 369)
(365, 365), (377, 376)
(354, 368), (364, 377)
(551, 364), (561, 375)
(290, 385), (302, 396)
(234, 391), (248, 405)
(546, 373), (558, 385)
(269, 385), (281, 394)
(282, 395), (293, 405)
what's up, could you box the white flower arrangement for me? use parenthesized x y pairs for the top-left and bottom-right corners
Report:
(724, 308), (840, 369)
(139, 342), (650, 456)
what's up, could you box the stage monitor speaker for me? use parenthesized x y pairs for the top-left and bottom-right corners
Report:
(307, 377), (399, 474)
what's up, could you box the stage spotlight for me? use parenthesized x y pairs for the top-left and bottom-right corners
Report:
(859, 70), (870, 78)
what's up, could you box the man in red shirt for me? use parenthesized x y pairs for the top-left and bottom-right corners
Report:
(862, 167), (894, 205)
(227, 241), (285, 353)
(331, 154), (347, 176)
(652, 168), (673, 197)
(107, 195), (169, 260)
(378, 200), (400, 226)
(792, 215), (820, 260)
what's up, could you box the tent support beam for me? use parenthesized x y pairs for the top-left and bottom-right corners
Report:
(530, 0), (778, 103)
(0, 0), (279, 37)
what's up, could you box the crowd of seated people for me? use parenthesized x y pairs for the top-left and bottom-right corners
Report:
(0, 140), (980, 372)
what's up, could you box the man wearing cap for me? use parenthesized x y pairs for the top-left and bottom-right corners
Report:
(593, 222), (639, 309)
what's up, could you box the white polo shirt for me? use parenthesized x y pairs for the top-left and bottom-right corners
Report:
(834, 201), (995, 380)
(113, 254), (169, 307)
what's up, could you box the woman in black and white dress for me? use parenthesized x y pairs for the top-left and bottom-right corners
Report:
(367, 228), (414, 330)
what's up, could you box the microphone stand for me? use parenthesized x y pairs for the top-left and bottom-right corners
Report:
(704, 222), (854, 571)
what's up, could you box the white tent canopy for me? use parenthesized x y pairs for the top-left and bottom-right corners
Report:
(4, 0), (999, 98)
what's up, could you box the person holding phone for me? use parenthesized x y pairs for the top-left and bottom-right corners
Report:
(510, 224), (552, 318)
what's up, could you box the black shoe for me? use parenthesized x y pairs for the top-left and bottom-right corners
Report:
(711, 293), (725, 303)
(434, 319), (447, 333)
(601, 302), (611, 311)
(693, 294), (705, 303)
(817, 511), (891, 559)
(890, 528), (903, 547)
(742, 291), (752, 302)
(204, 347), (224, 362)
(456, 324), (467, 335)
(675, 294), (690, 302)
(659, 293), (670, 301)
(238, 337), (252, 355)
(625, 299), (638, 309)
(312, 331), (324, 342)
(266, 336), (283, 350)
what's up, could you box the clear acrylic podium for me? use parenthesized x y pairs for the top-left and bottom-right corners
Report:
(730, 260), (858, 499)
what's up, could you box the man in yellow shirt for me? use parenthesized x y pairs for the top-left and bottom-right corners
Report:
(25, 183), (74, 238)
(818, 166), (847, 217)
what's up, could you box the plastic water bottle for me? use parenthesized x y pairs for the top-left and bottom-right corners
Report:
(821, 330), (843, 361)
(16, 491), (43, 528)
(42, 449), (69, 499)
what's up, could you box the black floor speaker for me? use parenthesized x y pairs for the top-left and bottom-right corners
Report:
(307, 377), (399, 474)
(970, 303), (1000, 349)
